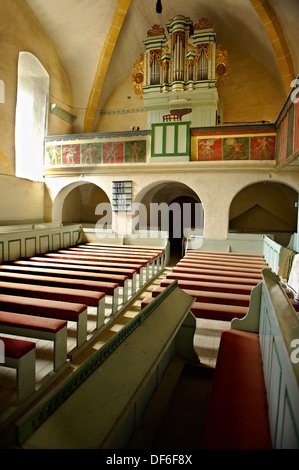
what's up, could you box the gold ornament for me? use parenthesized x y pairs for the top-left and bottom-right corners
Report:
(215, 46), (229, 92)
(132, 53), (144, 96)
(194, 18), (214, 30)
(147, 24), (165, 37)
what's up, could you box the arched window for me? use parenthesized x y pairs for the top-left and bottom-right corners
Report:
(15, 52), (49, 181)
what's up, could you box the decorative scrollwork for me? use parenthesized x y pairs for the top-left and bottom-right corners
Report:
(149, 49), (162, 66)
(194, 18), (213, 30)
(196, 44), (209, 61)
(147, 24), (165, 37)
(132, 53), (144, 96)
(215, 45), (229, 92)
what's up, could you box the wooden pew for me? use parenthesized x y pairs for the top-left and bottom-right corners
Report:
(51, 250), (152, 282)
(201, 328), (272, 449)
(84, 242), (164, 256)
(0, 295), (88, 350)
(67, 246), (161, 275)
(0, 282), (106, 330)
(15, 281), (198, 449)
(68, 246), (157, 261)
(140, 296), (248, 321)
(186, 249), (265, 259)
(0, 335), (36, 404)
(201, 269), (299, 449)
(176, 261), (264, 275)
(0, 265), (120, 314)
(159, 277), (254, 296)
(43, 253), (147, 286)
(84, 242), (166, 269)
(167, 271), (261, 286)
(15, 258), (137, 296)
(151, 285), (251, 307)
(0, 311), (67, 372)
(184, 253), (267, 265)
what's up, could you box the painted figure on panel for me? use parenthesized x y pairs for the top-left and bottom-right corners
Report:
(47, 145), (61, 165)
(62, 144), (81, 165)
(198, 138), (222, 161)
(103, 142), (124, 164)
(81, 143), (102, 164)
(252, 136), (275, 160)
(125, 141), (146, 163)
(223, 137), (249, 160)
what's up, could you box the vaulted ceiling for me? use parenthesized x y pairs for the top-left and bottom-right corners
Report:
(25, 0), (299, 133)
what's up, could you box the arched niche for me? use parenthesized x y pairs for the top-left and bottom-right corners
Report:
(229, 181), (298, 237)
(53, 182), (112, 227)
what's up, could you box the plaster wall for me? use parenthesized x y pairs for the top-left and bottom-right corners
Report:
(0, 174), (44, 224)
(0, 0), (73, 177)
(45, 165), (299, 240)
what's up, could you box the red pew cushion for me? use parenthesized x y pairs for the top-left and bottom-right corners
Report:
(201, 329), (272, 449)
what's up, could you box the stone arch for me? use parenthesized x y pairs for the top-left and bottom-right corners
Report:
(134, 180), (204, 260)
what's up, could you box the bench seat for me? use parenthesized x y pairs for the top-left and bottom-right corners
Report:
(140, 297), (248, 321)
(151, 285), (251, 307)
(83, 243), (165, 267)
(0, 282), (106, 329)
(178, 260), (266, 273)
(167, 271), (261, 286)
(56, 250), (152, 268)
(0, 311), (67, 371)
(67, 246), (157, 262)
(0, 294), (88, 349)
(186, 250), (265, 259)
(42, 254), (143, 273)
(175, 264), (263, 278)
(0, 336), (36, 405)
(160, 278), (254, 295)
(43, 252), (150, 284)
(0, 335), (36, 404)
(184, 254), (267, 266)
(18, 258), (137, 279)
(201, 329), (272, 449)
(1, 263), (127, 288)
(85, 242), (164, 254)
(0, 266), (120, 313)
(13, 260), (131, 302)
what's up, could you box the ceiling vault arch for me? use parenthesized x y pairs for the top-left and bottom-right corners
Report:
(83, 0), (132, 133)
(249, 0), (295, 92)
(84, 0), (296, 133)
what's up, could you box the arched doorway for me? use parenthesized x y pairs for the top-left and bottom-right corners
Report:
(229, 181), (298, 243)
(136, 181), (203, 263)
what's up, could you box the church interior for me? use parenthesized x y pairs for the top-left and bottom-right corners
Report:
(0, 0), (299, 450)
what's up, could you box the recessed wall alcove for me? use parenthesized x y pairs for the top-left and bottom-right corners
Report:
(229, 181), (298, 235)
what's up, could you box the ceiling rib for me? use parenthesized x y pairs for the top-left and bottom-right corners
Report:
(83, 0), (132, 133)
(249, 0), (295, 92)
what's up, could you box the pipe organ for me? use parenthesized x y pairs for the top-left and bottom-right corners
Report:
(134, 16), (228, 128)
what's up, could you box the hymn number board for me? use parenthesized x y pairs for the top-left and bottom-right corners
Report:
(112, 181), (132, 212)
